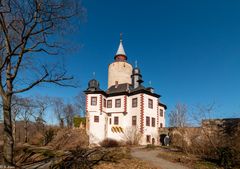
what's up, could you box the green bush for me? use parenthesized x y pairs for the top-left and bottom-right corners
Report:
(73, 116), (86, 128)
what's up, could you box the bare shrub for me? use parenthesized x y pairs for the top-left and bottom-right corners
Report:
(43, 128), (56, 146)
(29, 132), (44, 146)
(123, 127), (142, 146)
(100, 139), (120, 148)
(50, 147), (130, 169)
(49, 128), (88, 150)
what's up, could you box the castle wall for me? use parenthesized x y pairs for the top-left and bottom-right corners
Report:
(141, 94), (160, 145)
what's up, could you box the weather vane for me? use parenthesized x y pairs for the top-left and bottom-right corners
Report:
(120, 32), (123, 41)
(149, 81), (152, 87)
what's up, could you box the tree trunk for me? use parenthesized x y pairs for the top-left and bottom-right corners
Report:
(2, 94), (14, 166)
(60, 118), (64, 129)
(24, 120), (28, 143)
(12, 113), (16, 143)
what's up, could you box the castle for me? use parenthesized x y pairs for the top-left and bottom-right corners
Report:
(84, 37), (167, 145)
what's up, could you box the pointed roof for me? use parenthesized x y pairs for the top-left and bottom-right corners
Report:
(114, 34), (127, 61)
(116, 39), (126, 56)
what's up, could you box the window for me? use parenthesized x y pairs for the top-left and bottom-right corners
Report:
(91, 97), (97, 106)
(146, 116), (150, 126)
(94, 116), (99, 123)
(132, 116), (137, 126)
(114, 117), (119, 125)
(152, 118), (155, 127)
(103, 99), (106, 108)
(148, 99), (153, 109)
(107, 100), (112, 108)
(146, 135), (151, 143)
(115, 99), (121, 108)
(109, 118), (112, 125)
(132, 98), (138, 108)
(160, 123), (163, 128)
(160, 109), (164, 117)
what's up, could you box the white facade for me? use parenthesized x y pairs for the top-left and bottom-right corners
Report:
(86, 93), (166, 145)
(85, 38), (166, 146)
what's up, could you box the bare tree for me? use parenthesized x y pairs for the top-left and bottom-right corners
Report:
(0, 95), (22, 142)
(169, 103), (188, 127)
(0, 99), (2, 121)
(52, 97), (65, 128)
(64, 103), (75, 128)
(33, 96), (50, 132)
(11, 95), (22, 143)
(16, 97), (35, 143)
(0, 0), (83, 165)
(74, 92), (86, 117)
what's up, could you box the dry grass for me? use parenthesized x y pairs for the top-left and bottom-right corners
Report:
(94, 158), (157, 169)
(14, 144), (156, 169)
(49, 128), (89, 150)
(157, 147), (223, 169)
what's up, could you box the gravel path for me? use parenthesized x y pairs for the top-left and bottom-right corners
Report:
(131, 147), (189, 169)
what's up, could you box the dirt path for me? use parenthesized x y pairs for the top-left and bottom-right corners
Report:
(131, 147), (189, 169)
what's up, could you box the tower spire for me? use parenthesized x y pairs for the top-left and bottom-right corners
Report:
(115, 33), (127, 61)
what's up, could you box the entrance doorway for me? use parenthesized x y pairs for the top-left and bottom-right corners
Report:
(160, 134), (167, 146)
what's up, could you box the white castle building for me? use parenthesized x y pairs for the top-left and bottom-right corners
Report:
(84, 37), (167, 145)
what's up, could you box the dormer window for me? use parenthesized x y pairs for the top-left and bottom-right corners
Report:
(91, 97), (97, 106)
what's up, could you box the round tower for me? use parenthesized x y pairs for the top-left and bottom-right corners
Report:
(108, 36), (133, 88)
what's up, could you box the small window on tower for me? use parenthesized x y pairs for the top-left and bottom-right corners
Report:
(91, 97), (97, 106)
(160, 123), (163, 128)
(107, 100), (112, 108)
(115, 99), (121, 108)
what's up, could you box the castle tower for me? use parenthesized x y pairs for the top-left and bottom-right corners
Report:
(108, 36), (133, 88)
(131, 62), (144, 89)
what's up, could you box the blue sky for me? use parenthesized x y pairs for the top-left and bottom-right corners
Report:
(24, 0), (240, 124)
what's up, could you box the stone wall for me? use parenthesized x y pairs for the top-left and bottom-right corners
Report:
(160, 118), (240, 163)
